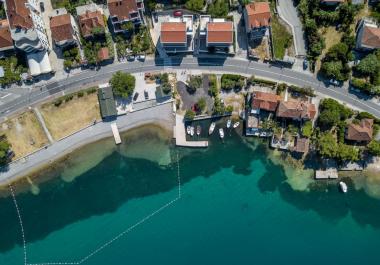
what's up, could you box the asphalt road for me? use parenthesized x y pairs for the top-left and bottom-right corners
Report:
(1, 56), (380, 118)
(277, 0), (307, 56)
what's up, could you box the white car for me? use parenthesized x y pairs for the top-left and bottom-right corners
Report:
(137, 55), (146, 61)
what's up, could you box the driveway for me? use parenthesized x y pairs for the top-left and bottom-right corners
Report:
(277, 0), (306, 57)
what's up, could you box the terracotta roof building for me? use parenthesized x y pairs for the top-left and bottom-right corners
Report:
(97, 47), (110, 61)
(5, 0), (50, 53)
(78, 10), (105, 38)
(0, 20), (14, 52)
(206, 21), (233, 47)
(276, 100), (316, 120)
(108, 0), (144, 33)
(160, 22), (187, 46)
(346, 119), (374, 142)
(293, 137), (310, 154)
(244, 2), (271, 31)
(5, 0), (33, 30)
(251, 91), (280, 112)
(50, 14), (78, 47)
(356, 19), (380, 50)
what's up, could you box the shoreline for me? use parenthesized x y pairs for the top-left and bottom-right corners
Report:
(0, 102), (174, 188)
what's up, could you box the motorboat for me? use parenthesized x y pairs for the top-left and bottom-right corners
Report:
(339, 181), (348, 193)
(233, 122), (240, 128)
(219, 128), (224, 139)
(190, 126), (195, 137)
(186, 126), (191, 135)
(227, 119), (231, 128)
(196, 125), (201, 136)
(209, 122), (216, 135)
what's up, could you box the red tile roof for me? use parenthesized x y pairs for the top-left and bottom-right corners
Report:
(346, 119), (373, 142)
(78, 10), (105, 38)
(251, 91), (280, 112)
(207, 21), (233, 44)
(5, 0), (33, 29)
(50, 14), (74, 42)
(108, 0), (138, 21)
(161, 22), (186, 43)
(97, 47), (110, 61)
(0, 20), (13, 49)
(276, 100), (316, 120)
(361, 25), (380, 49)
(245, 2), (271, 29)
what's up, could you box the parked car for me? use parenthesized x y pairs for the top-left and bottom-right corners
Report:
(329, 79), (341, 87)
(137, 55), (145, 61)
(303, 59), (308, 70)
(144, 90), (149, 100)
(173, 10), (183, 17)
(127, 55), (135, 61)
(133, 92), (139, 101)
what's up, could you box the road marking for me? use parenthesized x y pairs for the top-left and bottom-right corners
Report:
(0, 93), (11, 99)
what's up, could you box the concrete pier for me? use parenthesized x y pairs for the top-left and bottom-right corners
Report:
(174, 114), (208, 148)
(111, 122), (121, 144)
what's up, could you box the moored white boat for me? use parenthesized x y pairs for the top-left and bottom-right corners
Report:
(196, 125), (201, 136)
(227, 119), (231, 128)
(209, 122), (216, 135)
(233, 122), (240, 128)
(219, 128), (224, 139)
(190, 126), (195, 137)
(186, 126), (191, 135)
(339, 181), (348, 193)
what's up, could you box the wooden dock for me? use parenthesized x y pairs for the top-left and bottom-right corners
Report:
(111, 122), (121, 144)
(174, 114), (208, 148)
(315, 169), (338, 180)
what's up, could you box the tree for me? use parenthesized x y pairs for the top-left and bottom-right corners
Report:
(213, 97), (225, 114)
(221, 74), (245, 91)
(368, 140), (380, 156)
(321, 61), (344, 80)
(301, 121), (313, 138)
(356, 53), (380, 77)
(208, 0), (229, 18)
(110, 71), (136, 98)
(121, 21), (134, 32)
(197, 98), (206, 112)
(338, 143), (360, 161)
(187, 75), (202, 94)
(0, 136), (10, 165)
(316, 132), (338, 158)
(185, 109), (196, 120)
(318, 109), (340, 128)
(185, 0), (205, 11)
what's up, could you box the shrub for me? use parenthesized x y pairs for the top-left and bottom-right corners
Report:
(64, 94), (74, 102)
(54, 98), (63, 107)
(288, 85), (316, 97)
(187, 75), (202, 94)
(221, 74), (245, 91)
(253, 78), (277, 88)
(185, 109), (196, 120)
(226, 105), (234, 113)
(77, 91), (84, 98)
(86, 87), (97, 94)
(301, 121), (313, 138)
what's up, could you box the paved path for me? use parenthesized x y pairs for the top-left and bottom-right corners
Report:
(33, 107), (54, 144)
(0, 102), (174, 185)
(277, 0), (307, 56)
(1, 56), (380, 118)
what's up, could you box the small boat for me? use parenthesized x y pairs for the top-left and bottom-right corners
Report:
(209, 122), (216, 135)
(186, 126), (191, 135)
(233, 122), (240, 128)
(190, 126), (195, 137)
(227, 119), (231, 128)
(219, 128), (224, 139)
(196, 125), (201, 136)
(339, 181), (348, 193)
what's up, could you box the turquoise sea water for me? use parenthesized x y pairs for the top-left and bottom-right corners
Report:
(1, 126), (380, 265)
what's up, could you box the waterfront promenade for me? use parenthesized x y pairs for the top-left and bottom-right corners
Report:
(0, 102), (174, 185)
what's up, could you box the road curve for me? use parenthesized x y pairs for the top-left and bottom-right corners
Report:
(1, 57), (380, 118)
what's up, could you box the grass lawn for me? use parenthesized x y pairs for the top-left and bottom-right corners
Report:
(315, 26), (343, 71)
(271, 17), (293, 59)
(0, 111), (48, 159)
(40, 92), (101, 140)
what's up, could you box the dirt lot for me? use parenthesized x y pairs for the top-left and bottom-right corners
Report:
(0, 111), (48, 159)
(40, 92), (101, 140)
(316, 26), (343, 71)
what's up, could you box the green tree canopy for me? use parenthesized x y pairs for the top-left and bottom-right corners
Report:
(185, 109), (196, 120)
(316, 132), (338, 158)
(0, 136), (10, 165)
(207, 0), (229, 18)
(110, 71), (136, 98)
(187, 75), (202, 94)
(185, 0), (204, 11)
(301, 121), (313, 138)
(337, 143), (360, 161)
(356, 53), (380, 77)
(368, 140), (380, 156)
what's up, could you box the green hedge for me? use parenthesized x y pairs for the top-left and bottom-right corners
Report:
(288, 85), (316, 97)
(253, 78), (277, 88)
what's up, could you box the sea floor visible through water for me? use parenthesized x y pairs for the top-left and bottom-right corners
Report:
(1, 124), (380, 265)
